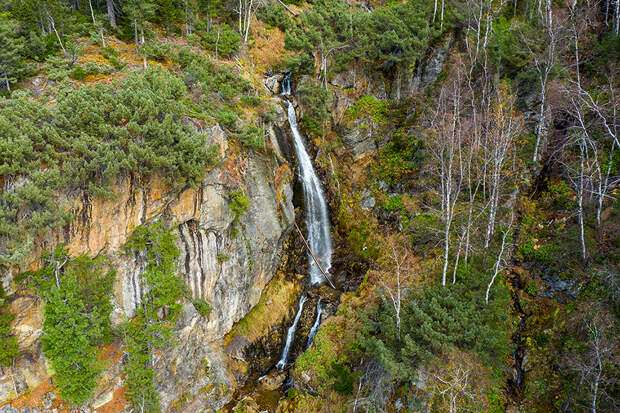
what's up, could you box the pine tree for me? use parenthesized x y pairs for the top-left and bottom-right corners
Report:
(0, 14), (26, 92)
(123, 0), (158, 50)
(27, 246), (115, 405)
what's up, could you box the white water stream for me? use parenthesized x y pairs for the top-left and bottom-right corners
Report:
(275, 75), (333, 371)
(306, 299), (322, 349)
(276, 294), (307, 369)
(286, 100), (333, 285)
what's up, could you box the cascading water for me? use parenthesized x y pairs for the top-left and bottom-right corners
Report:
(276, 294), (307, 369)
(286, 100), (333, 285)
(306, 299), (322, 349)
(273, 75), (332, 371)
(281, 73), (291, 95)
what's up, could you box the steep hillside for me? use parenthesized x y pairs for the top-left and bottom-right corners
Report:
(0, 0), (618, 412)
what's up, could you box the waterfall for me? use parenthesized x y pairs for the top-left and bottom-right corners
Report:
(281, 73), (291, 95)
(276, 294), (307, 369)
(286, 101), (333, 285)
(306, 299), (322, 349)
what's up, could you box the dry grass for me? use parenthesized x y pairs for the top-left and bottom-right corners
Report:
(249, 20), (287, 72)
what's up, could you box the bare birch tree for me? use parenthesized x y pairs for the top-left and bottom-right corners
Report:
(483, 84), (521, 249)
(236, 0), (258, 44)
(429, 76), (464, 286)
(377, 237), (412, 338)
(486, 208), (514, 305)
(529, 0), (565, 163)
(564, 307), (618, 413)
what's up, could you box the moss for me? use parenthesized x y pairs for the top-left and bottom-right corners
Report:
(226, 272), (301, 343)
(295, 322), (349, 391)
(344, 95), (389, 127)
(192, 299), (211, 317)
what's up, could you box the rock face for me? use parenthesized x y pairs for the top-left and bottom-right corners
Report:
(343, 116), (381, 159)
(388, 36), (452, 101)
(2, 105), (296, 412)
(326, 36), (452, 158)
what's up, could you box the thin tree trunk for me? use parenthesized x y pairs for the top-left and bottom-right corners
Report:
(578, 139), (587, 262)
(591, 326), (602, 413)
(442, 216), (451, 286)
(276, 0), (297, 16)
(48, 13), (66, 53)
(294, 222), (335, 288)
(476, 0), (483, 55)
(616, 0), (619, 35)
(533, 71), (548, 162)
(440, 0), (445, 30)
(452, 228), (465, 284)
(243, 0), (253, 43)
(107, 0), (117, 29)
(486, 213), (513, 305)
(134, 20), (139, 52)
(88, 0), (96, 25)
(597, 140), (615, 227)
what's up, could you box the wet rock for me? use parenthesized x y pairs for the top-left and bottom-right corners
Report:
(264, 74), (283, 95)
(258, 371), (287, 391)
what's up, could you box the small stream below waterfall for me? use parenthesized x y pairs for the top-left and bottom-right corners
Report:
(276, 294), (307, 369)
(306, 299), (322, 349)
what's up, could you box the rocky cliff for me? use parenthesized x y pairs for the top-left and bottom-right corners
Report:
(0, 100), (297, 412)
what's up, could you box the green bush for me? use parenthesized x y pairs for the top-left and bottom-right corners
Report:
(101, 46), (126, 69)
(69, 62), (114, 80)
(374, 129), (422, 186)
(83, 61), (114, 75)
(0, 286), (18, 367)
(199, 23), (241, 58)
(488, 16), (530, 78)
(141, 40), (173, 61)
(229, 190), (250, 219)
(192, 299), (211, 317)
(69, 65), (87, 80)
(257, 3), (294, 31)
(229, 189), (250, 236)
(43, 55), (74, 80)
(518, 240), (554, 263)
(359, 262), (513, 381)
(345, 95), (389, 126)
(284, 0), (441, 74)
(0, 14), (28, 91)
(328, 362), (354, 394)
(239, 125), (265, 149)
(175, 46), (204, 69)
(213, 65), (251, 98)
(240, 95), (261, 107)
(346, 219), (380, 260)
(216, 108), (238, 129)
(0, 68), (218, 265)
(26, 246), (115, 405)
(297, 82), (330, 138)
(382, 194), (404, 212)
